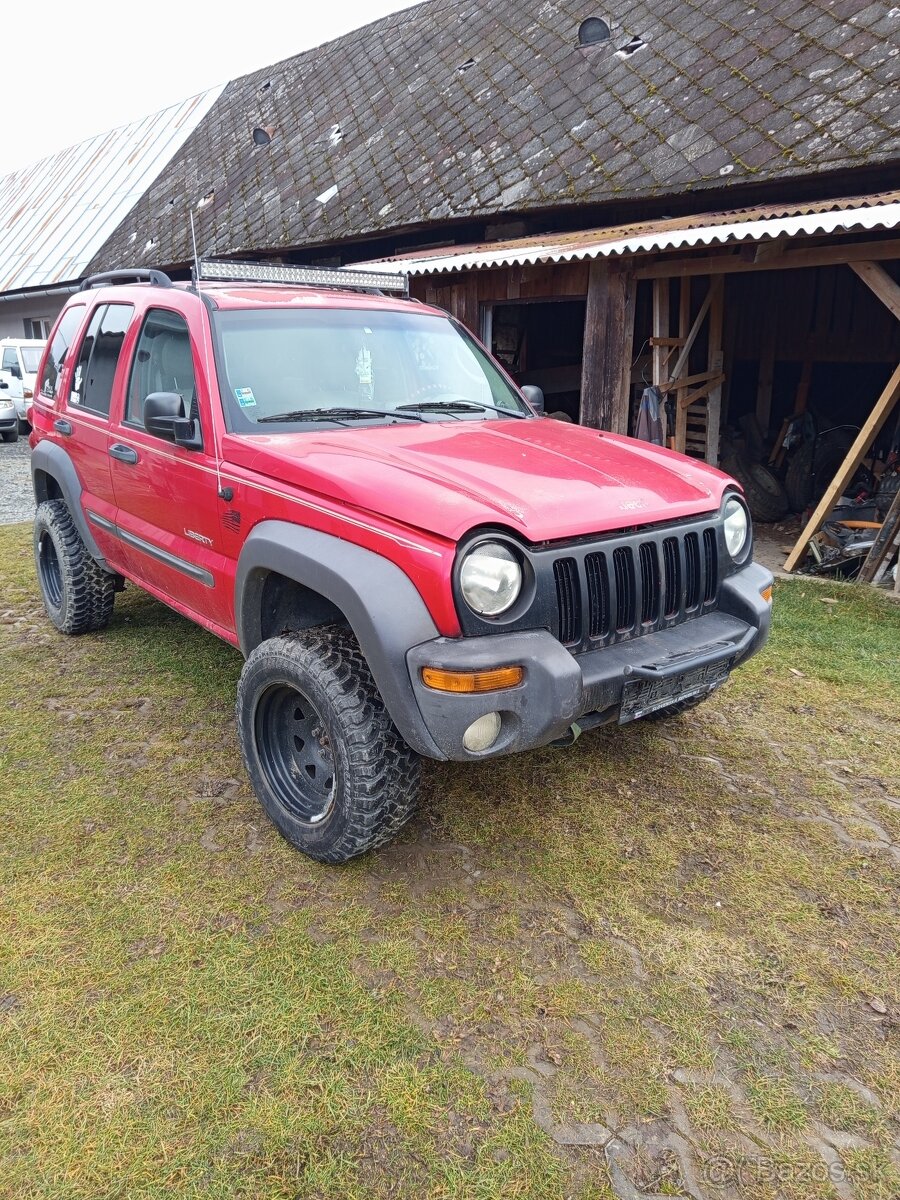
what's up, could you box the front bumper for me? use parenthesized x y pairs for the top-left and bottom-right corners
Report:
(406, 560), (773, 761)
(0, 408), (17, 432)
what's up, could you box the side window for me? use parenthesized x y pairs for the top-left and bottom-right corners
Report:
(39, 306), (86, 400)
(126, 309), (197, 426)
(2, 347), (20, 377)
(69, 303), (133, 417)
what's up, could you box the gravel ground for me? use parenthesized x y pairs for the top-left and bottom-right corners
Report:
(0, 439), (35, 526)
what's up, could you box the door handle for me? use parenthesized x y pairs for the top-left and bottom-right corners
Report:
(109, 443), (139, 465)
(54, 418), (72, 436)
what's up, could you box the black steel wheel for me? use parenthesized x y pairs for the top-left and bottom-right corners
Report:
(236, 627), (420, 863)
(253, 682), (336, 824)
(33, 499), (115, 634)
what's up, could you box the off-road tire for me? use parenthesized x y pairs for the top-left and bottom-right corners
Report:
(722, 454), (788, 522)
(1, 428), (18, 443)
(33, 499), (115, 634)
(236, 627), (421, 863)
(785, 429), (856, 513)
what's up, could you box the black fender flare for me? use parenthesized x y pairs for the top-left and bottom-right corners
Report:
(235, 521), (444, 759)
(30, 440), (112, 571)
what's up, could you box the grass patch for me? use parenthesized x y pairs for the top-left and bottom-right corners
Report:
(1, 523), (898, 1197)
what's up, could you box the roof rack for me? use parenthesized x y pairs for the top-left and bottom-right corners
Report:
(195, 258), (409, 296)
(82, 268), (173, 290)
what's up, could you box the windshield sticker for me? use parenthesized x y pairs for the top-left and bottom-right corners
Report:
(235, 387), (257, 408)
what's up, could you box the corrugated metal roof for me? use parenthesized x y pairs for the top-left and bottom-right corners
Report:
(358, 192), (900, 276)
(0, 87), (224, 294)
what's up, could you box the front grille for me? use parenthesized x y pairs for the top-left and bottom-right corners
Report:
(551, 519), (722, 653)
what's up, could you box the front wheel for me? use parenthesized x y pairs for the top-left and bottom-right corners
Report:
(236, 628), (420, 863)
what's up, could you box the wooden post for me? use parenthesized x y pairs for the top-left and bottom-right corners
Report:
(850, 261), (900, 321)
(581, 260), (631, 432)
(858, 487), (900, 583)
(651, 278), (670, 390)
(674, 280), (691, 452)
(617, 271), (637, 436)
(783, 361), (900, 572)
(706, 275), (725, 465)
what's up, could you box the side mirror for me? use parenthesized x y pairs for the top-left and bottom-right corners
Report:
(520, 384), (545, 415)
(143, 391), (203, 450)
(143, 391), (183, 440)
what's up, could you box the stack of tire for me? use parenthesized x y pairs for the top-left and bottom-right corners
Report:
(721, 454), (788, 522)
(784, 428), (857, 514)
(875, 466), (900, 519)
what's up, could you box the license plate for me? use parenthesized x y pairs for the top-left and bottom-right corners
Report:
(619, 658), (733, 723)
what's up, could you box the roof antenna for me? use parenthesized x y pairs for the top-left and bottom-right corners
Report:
(189, 211), (201, 287)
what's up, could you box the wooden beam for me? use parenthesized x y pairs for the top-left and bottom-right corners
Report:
(634, 237), (900, 281)
(850, 261), (900, 322)
(618, 271), (637, 436)
(580, 260), (632, 432)
(706, 276), (725, 465)
(858, 488), (900, 583)
(651, 278), (670, 389)
(674, 281), (692, 452)
(783, 361), (900, 572)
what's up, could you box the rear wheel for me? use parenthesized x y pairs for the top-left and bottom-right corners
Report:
(33, 500), (116, 634)
(236, 627), (420, 863)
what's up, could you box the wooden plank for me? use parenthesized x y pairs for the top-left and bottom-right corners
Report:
(674, 280), (692, 452)
(784, 361), (900, 572)
(580, 260), (631, 431)
(850, 261), (900, 322)
(663, 368), (719, 392)
(706, 275), (725, 465)
(668, 285), (713, 387)
(678, 373), (725, 410)
(858, 487), (900, 583)
(635, 237), (900, 281)
(651, 278), (670, 389)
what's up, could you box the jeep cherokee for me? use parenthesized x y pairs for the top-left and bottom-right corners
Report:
(30, 261), (772, 862)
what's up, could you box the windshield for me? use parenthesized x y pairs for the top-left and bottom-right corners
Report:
(213, 307), (531, 431)
(21, 347), (43, 374)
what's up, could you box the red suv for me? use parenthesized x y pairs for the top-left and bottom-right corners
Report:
(30, 261), (772, 862)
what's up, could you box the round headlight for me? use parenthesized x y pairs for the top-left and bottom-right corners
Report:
(723, 496), (749, 559)
(459, 541), (522, 615)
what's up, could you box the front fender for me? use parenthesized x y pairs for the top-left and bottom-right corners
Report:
(235, 521), (444, 758)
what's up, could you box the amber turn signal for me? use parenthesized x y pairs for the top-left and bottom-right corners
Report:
(760, 585), (773, 604)
(421, 665), (524, 693)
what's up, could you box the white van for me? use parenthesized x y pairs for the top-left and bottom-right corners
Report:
(0, 338), (45, 434)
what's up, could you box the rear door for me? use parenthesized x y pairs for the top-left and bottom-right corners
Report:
(107, 305), (232, 633)
(63, 302), (134, 562)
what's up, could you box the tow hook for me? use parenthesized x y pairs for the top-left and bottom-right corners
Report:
(550, 722), (582, 748)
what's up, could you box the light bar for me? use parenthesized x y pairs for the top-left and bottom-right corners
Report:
(197, 258), (409, 294)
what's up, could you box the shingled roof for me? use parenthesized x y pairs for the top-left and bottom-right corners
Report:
(91, 0), (900, 272)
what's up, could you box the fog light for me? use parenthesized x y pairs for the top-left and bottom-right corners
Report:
(462, 712), (501, 753)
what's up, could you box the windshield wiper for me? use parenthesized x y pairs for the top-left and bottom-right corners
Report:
(396, 399), (528, 419)
(257, 407), (425, 424)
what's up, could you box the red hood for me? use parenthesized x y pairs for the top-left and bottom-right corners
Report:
(222, 419), (731, 543)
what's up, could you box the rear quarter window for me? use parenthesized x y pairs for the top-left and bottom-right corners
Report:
(39, 306), (86, 400)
